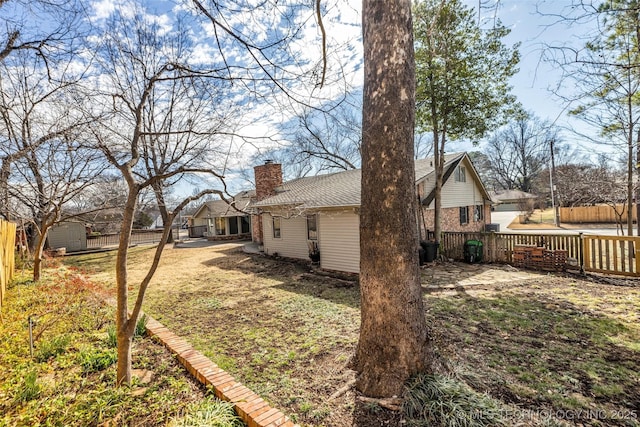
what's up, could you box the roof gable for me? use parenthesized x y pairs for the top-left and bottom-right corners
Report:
(420, 153), (490, 206)
(193, 190), (255, 218)
(252, 152), (488, 210)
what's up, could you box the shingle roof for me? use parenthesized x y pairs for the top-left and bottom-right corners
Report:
(252, 153), (466, 210)
(489, 189), (538, 202)
(194, 190), (255, 218)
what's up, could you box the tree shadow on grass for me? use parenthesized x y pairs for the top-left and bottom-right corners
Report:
(351, 397), (403, 427)
(427, 290), (640, 419)
(200, 247), (362, 309)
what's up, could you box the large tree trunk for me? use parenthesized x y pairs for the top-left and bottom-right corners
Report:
(356, 0), (430, 398)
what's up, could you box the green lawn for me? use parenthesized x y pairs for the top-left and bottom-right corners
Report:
(0, 260), (242, 427)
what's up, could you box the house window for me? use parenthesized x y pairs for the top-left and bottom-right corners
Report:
(229, 217), (239, 235)
(215, 217), (226, 235)
(460, 206), (469, 225)
(241, 216), (250, 234)
(474, 205), (484, 222)
(307, 214), (318, 240)
(272, 217), (281, 238)
(455, 166), (466, 182)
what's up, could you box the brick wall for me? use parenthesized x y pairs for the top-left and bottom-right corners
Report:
(253, 161), (283, 244)
(206, 233), (251, 242)
(419, 204), (487, 239)
(251, 214), (263, 244)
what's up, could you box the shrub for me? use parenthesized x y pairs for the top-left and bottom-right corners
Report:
(135, 314), (148, 338)
(105, 325), (117, 348)
(78, 347), (117, 374)
(14, 370), (40, 403)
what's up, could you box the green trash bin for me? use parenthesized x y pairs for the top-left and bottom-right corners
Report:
(464, 240), (483, 263)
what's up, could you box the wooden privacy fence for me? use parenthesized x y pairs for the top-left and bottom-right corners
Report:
(560, 205), (637, 223)
(0, 219), (17, 311)
(441, 231), (640, 277)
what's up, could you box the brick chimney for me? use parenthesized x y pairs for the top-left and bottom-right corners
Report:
(254, 160), (283, 200)
(252, 160), (283, 244)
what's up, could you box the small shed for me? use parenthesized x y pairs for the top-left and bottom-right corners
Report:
(47, 222), (87, 252)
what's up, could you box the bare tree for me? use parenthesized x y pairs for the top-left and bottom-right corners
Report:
(88, 8), (243, 386)
(254, 93), (362, 179)
(1, 0), (86, 65)
(549, 156), (631, 234)
(0, 48), (104, 281)
(253, 93), (435, 179)
(191, 0), (364, 182)
(484, 113), (558, 193)
(140, 68), (241, 242)
(544, 0), (640, 235)
(0, 0), (88, 220)
(356, 0), (430, 397)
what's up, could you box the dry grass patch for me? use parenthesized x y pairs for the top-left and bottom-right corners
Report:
(67, 243), (640, 427)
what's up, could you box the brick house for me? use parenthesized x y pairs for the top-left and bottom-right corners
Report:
(250, 153), (492, 274)
(416, 153), (493, 234)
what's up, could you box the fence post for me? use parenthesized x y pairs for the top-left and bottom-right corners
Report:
(487, 232), (495, 262)
(579, 233), (586, 275)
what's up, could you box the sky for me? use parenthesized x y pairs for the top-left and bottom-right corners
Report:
(177, 0), (615, 191)
(2, 0), (613, 197)
(449, 1), (604, 157)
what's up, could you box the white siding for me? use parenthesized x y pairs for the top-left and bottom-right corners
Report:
(441, 158), (485, 208)
(262, 213), (309, 260)
(422, 177), (436, 200)
(318, 211), (360, 273)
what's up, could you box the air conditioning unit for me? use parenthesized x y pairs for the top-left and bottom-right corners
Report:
(485, 223), (500, 232)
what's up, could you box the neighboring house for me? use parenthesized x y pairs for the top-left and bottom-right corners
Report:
(190, 190), (254, 240)
(80, 207), (124, 234)
(489, 189), (538, 212)
(149, 212), (189, 230)
(250, 153), (492, 273)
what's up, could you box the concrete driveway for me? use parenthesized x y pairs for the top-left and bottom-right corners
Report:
(489, 210), (628, 236)
(489, 211), (522, 232)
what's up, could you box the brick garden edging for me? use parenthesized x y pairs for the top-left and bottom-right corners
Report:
(144, 316), (298, 427)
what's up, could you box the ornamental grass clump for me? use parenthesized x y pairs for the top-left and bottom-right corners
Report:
(403, 374), (506, 427)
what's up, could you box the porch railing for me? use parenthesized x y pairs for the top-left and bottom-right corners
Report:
(87, 229), (164, 249)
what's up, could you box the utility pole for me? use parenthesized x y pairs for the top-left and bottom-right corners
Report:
(550, 138), (561, 227)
